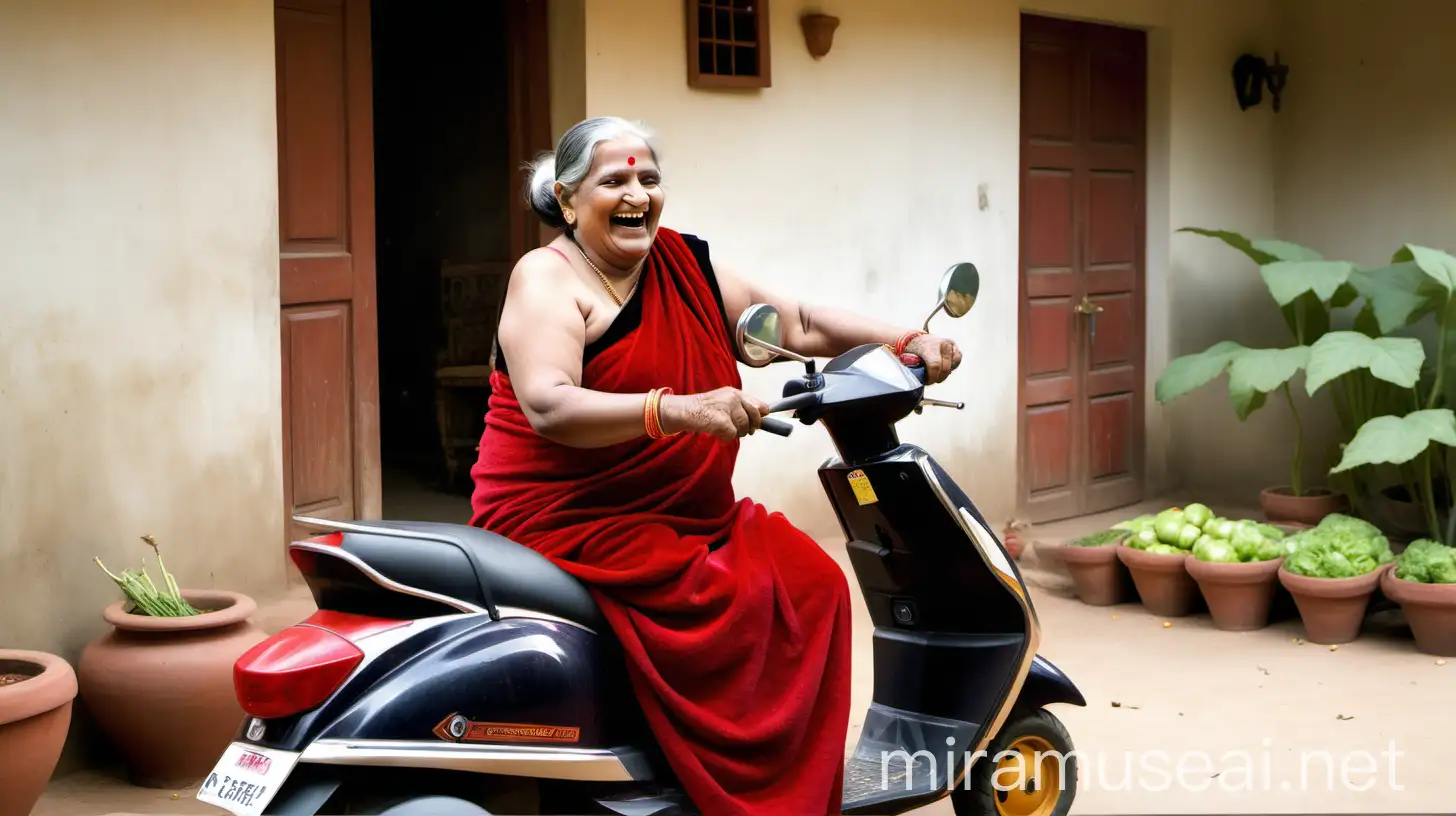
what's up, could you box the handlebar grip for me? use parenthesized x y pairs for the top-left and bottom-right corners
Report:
(759, 417), (794, 437)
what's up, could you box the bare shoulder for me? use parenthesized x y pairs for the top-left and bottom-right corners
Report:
(509, 246), (582, 295)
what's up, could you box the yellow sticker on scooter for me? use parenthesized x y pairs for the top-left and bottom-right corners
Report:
(847, 469), (878, 505)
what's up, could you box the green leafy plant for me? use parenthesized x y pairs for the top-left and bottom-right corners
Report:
(1281, 514), (1394, 578)
(1393, 539), (1456, 583)
(1155, 229), (1363, 499)
(94, 534), (200, 617)
(1068, 529), (1126, 547)
(1323, 244), (1456, 543)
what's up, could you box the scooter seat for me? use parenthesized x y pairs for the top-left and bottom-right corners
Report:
(326, 520), (606, 632)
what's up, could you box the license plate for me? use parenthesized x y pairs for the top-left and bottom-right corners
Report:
(195, 742), (300, 816)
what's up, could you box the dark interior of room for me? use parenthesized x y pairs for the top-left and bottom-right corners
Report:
(371, 0), (511, 516)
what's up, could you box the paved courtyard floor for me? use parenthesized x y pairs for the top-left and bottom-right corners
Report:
(34, 502), (1452, 815)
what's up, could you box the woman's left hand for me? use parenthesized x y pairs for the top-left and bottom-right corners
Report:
(905, 334), (962, 384)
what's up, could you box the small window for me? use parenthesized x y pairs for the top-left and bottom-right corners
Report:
(686, 0), (771, 88)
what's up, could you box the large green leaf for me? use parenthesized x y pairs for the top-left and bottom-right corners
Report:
(1394, 244), (1456, 292)
(1259, 260), (1358, 307)
(1177, 228), (1332, 343)
(1346, 261), (1434, 334)
(1227, 346), (1310, 420)
(1331, 409), (1456, 472)
(1304, 331), (1425, 396)
(1252, 239), (1323, 262)
(1177, 228), (1322, 265)
(1154, 341), (1248, 403)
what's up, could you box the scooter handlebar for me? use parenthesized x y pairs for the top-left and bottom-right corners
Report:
(759, 417), (794, 436)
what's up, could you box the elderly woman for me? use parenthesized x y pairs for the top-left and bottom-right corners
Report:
(469, 116), (961, 815)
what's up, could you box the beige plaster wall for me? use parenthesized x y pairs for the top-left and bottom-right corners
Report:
(572, 0), (1281, 531)
(0, 0), (285, 673)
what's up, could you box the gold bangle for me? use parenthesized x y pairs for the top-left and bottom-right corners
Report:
(645, 387), (677, 439)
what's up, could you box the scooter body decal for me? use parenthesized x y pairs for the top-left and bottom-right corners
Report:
(433, 713), (581, 744)
(847, 469), (879, 505)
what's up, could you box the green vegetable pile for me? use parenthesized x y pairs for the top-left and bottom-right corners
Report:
(1113, 503), (1287, 562)
(1068, 529), (1126, 547)
(94, 535), (201, 617)
(1281, 514), (1394, 579)
(1393, 539), (1456, 583)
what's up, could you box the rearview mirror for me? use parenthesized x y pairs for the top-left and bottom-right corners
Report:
(735, 303), (785, 368)
(922, 262), (980, 330)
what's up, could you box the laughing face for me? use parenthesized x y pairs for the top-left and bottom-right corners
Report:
(558, 136), (663, 272)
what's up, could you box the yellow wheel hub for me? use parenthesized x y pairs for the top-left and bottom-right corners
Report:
(992, 735), (1061, 816)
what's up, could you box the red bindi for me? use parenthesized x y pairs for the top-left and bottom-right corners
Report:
(627, 156), (636, 166)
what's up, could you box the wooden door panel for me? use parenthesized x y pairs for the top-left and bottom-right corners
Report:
(276, 0), (379, 549)
(1025, 172), (1074, 267)
(1088, 173), (1136, 264)
(1026, 406), (1073, 495)
(1088, 294), (1133, 368)
(282, 305), (355, 518)
(1027, 300), (1073, 376)
(277, 5), (348, 248)
(1019, 13), (1146, 522)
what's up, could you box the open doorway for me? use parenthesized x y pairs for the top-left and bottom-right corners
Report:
(371, 0), (513, 522)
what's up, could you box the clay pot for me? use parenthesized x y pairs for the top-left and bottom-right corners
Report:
(1260, 486), (1348, 526)
(1381, 568), (1456, 656)
(0, 649), (77, 816)
(1057, 535), (1133, 606)
(1372, 482), (1451, 541)
(1116, 546), (1198, 617)
(77, 590), (266, 789)
(1277, 563), (1389, 645)
(1001, 523), (1027, 561)
(1186, 557), (1284, 631)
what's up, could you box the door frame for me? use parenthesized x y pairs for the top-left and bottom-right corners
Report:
(276, 0), (554, 549)
(1014, 12), (1149, 523)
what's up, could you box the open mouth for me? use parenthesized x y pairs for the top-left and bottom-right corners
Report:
(609, 212), (647, 230)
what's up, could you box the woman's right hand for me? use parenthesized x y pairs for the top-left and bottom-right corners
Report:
(661, 387), (771, 441)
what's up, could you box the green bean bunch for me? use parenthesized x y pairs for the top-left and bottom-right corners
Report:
(95, 534), (200, 617)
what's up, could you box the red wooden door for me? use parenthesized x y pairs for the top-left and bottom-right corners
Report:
(1017, 15), (1146, 523)
(275, 0), (380, 546)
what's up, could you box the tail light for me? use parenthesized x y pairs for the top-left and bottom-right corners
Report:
(234, 609), (404, 719)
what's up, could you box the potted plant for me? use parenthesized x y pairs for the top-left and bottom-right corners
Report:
(1277, 514), (1396, 644)
(1184, 518), (1291, 630)
(1380, 538), (1456, 656)
(0, 649), (77, 815)
(1155, 229), (1378, 524)
(1055, 529), (1133, 606)
(77, 536), (266, 789)
(1114, 505), (1207, 617)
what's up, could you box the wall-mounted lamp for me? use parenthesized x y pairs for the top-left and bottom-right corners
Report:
(800, 13), (839, 59)
(1233, 52), (1289, 112)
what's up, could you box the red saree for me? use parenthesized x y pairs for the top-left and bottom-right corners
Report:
(468, 228), (853, 815)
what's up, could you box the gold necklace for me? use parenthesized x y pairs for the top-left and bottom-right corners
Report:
(573, 242), (637, 306)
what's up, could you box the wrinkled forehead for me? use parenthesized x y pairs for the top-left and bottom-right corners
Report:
(588, 137), (658, 177)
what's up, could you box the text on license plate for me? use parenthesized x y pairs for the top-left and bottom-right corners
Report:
(195, 741), (299, 816)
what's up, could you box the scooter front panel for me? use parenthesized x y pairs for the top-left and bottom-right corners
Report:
(819, 445), (1042, 810)
(818, 446), (1029, 635)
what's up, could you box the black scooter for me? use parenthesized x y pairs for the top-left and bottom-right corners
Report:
(197, 262), (1085, 816)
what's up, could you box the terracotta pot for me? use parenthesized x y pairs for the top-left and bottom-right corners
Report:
(1260, 486), (1348, 526)
(77, 590), (266, 789)
(1057, 536), (1133, 606)
(0, 649), (77, 816)
(1186, 557), (1284, 631)
(1381, 568), (1456, 656)
(1116, 546), (1198, 617)
(1372, 483), (1451, 541)
(1277, 564), (1389, 645)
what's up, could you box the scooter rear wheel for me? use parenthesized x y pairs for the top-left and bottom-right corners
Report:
(951, 708), (1075, 816)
